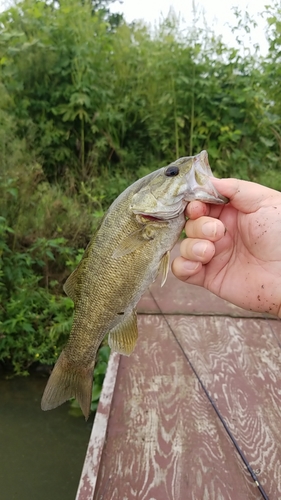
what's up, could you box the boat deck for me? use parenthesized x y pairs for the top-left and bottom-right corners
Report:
(76, 245), (281, 500)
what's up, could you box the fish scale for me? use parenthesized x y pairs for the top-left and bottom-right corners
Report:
(41, 150), (228, 419)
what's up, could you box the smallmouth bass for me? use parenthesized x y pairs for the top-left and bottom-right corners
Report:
(41, 150), (228, 419)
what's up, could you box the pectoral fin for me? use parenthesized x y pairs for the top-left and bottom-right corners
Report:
(108, 309), (138, 355)
(159, 251), (170, 287)
(112, 225), (156, 259)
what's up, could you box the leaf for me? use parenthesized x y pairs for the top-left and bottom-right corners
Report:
(176, 116), (185, 128)
(45, 250), (55, 260)
(94, 361), (107, 376)
(260, 137), (275, 148)
(7, 187), (18, 198)
(91, 384), (102, 402)
(97, 345), (111, 363)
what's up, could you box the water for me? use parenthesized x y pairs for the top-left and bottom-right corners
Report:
(0, 372), (93, 500)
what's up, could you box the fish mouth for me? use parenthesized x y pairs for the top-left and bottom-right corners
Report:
(183, 151), (229, 205)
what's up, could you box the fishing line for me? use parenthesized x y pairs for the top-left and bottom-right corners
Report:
(149, 290), (269, 500)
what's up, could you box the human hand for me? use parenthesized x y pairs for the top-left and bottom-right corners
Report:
(172, 178), (281, 317)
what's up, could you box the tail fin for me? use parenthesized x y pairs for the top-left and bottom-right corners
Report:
(41, 350), (94, 420)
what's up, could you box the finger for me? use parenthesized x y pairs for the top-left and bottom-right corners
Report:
(185, 217), (225, 242)
(185, 198), (227, 220)
(211, 178), (280, 213)
(172, 256), (203, 281)
(180, 237), (216, 263)
(185, 200), (210, 219)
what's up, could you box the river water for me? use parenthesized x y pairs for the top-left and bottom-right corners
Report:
(0, 372), (93, 500)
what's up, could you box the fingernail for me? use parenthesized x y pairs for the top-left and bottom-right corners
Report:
(183, 260), (200, 271)
(193, 242), (208, 257)
(202, 222), (218, 238)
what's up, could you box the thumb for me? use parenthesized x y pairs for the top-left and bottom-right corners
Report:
(211, 178), (279, 213)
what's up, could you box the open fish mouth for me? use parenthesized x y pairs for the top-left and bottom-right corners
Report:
(183, 150), (229, 205)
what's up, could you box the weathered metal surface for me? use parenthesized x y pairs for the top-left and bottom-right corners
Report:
(76, 352), (120, 500)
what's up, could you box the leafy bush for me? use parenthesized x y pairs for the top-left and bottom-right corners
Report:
(1, 0), (280, 186)
(0, 217), (76, 374)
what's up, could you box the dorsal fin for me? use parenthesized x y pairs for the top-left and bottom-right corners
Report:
(63, 268), (79, 303)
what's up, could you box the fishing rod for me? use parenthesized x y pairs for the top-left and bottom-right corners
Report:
(150, 291), (269, 500)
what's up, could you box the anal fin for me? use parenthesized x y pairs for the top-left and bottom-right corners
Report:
(108, 309), (138, 356)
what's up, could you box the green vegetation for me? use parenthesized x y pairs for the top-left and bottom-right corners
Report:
(1, 0), (281, 413)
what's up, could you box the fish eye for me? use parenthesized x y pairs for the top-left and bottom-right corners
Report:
(164, 165), (179, 177)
